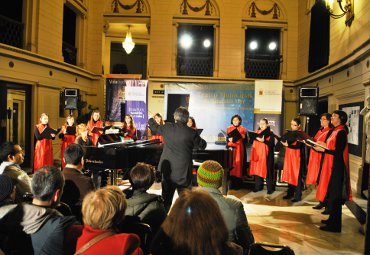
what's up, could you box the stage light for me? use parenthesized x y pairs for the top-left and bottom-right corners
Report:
(268, 42), (277, 50)
(180, 34), (193, 49)
(249, 41), (258, 50)
(203, 39), (211, 48)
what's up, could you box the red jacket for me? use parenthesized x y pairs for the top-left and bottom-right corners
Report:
(249, 130), (271, 178)
(227, 125), (247, 178)
(76, 225), (143, 255)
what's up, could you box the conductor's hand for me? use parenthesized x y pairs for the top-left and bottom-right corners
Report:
(256, 135), (264, 143)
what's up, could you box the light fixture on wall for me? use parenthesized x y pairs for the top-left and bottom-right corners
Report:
(122, 25), (135, 54)
(325, 0), (354, 26)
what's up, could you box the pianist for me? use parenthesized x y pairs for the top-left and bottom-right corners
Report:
(148, 107), (207, 212)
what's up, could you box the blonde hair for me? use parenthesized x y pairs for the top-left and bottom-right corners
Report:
(82, 186), (127, 230)
(76, 124), (87, 136)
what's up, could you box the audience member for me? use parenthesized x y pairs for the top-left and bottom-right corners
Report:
(197, 160), (254, 254)
(0, 166), (78, 255)
(124, 163), (166, 235)
(0, 142), (32, 202)
(150, 189), (242, 255)
(0, 175), (16, 213)
(76, 186), (143, 255)
(61, 143), (95, 222)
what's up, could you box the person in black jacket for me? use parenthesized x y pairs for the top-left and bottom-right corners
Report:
(148, 107), (207, 212)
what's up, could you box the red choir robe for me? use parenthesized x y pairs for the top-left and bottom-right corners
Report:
(60, 125), (76, 169)
(316, 125), (352, 202)
(249, 130), (271, 178)
(34, 124), (54, 172)
(227, 125), (247, 178)
(281, 141), (301, 186)
(306, 127), (331, 184)
(87, 120), (104, 146)
(151, 134), (164, 143)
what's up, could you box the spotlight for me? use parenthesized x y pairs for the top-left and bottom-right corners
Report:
(249, 41), (258, 50)
(203, 39), (211, 48)
(180, 34), (193, 49)
(268, 42), (277, 51)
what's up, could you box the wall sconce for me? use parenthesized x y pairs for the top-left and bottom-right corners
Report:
(325, 0), (354, 26)
(122, 25), (135, 54)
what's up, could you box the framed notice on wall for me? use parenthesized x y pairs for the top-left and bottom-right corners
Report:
(339, 102), (364, 157)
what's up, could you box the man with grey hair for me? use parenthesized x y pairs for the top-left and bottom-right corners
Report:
(148, 107), (207, 211)
(0, 166), (77, 255)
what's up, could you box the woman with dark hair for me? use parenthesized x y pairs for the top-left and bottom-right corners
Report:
(150, 113), (164, 143)
(306, 113), (332, 210)
(281, 117), (306, 202)
(59, 115), (76, 169)
(122, 114), (137, 140)
(150, 189), (242, 255)
(187, 117), (196, 129)
(227, 115), (248, 180)
(313, 110), (352, 233)
(249, 118), (275, 194)
(87, 110), (104, 146)
(124, 163), (166, 235)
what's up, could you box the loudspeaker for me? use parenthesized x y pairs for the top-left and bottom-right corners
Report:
(64, 89), (78, 110)
(299, 87), (319, 115)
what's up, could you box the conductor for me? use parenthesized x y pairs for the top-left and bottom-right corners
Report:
(148, 107), (207, 212)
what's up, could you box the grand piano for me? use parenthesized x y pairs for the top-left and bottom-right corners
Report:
(84, 137), (234, 194)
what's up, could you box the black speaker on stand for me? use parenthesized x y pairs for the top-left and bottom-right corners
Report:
(299, 87), (319, 116)
(64, 88), (79, 115)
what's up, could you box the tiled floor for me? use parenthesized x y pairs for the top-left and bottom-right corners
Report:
(143, 182), (367, 254)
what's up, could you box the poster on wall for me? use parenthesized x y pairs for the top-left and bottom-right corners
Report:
(105, 78), (126, 122)
(340, 102), (364, 157)
(164, 83), (255, 143)
(254, 80), (283, 114)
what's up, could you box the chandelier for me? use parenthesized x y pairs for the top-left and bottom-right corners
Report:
(122, 25), (135, 54)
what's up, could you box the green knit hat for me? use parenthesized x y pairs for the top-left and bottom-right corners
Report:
(197, 160), (224, 189)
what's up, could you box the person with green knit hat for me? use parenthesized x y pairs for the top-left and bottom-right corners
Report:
(197, 160), (254, 255)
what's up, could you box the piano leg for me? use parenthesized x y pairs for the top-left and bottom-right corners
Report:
(110, 169), (118, 186)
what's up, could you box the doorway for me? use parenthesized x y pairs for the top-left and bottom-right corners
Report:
(0, 82), (32, 167)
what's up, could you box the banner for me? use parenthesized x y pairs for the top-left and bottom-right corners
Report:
(165, 83), (255, 143)
(105, 78), (125, 122)
(254, 80), (283, 114)
(125, 80), (148, 139)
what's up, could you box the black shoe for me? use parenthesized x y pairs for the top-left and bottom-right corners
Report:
(321, 209), (330, 215)
(291, 198), (301, 203)
(321, 219), (329, 224)
(267, 190), (274, 195)
(313, 203), (324, 210)
(283, 195), (293, 200)
(319, 225), (341, 233)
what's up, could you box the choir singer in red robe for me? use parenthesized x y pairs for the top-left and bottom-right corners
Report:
(249, 118), (276, 194)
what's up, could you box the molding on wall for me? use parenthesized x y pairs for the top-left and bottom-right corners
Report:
(0, 44), (102, 80)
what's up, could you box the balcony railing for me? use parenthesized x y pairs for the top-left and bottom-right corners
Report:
(177, 55), (213, 76)
(0, 15), (23, 48)
(245, 54), (282, 79)
(62, 41), (77, 65)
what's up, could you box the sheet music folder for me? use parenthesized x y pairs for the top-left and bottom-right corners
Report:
(304, 139), (328, 150)
(227, 128), (242, 143)
(43, 127), (59, 138)
(91, 126), (104, 134)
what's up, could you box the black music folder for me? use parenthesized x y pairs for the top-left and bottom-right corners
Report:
(227, 128), (242, 143)
(91, 126), (104, 134)
(305, 139), (328, 150)
(43, 127), (59, 138)
(196, 129), (203, 135)
(65, 126), (76, 135)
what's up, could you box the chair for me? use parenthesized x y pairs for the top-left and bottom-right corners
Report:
(124, 222), (152, 255)
(248, 242), (295, 255)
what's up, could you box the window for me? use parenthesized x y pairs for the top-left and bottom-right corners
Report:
(0, 0), (23, 48)
(245, 28), (281, 79)
(62, 5), (77, 65)
(177, 24), (214, 77)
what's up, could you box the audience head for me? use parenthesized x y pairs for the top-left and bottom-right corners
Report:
(173, 107), (189, 124)
(197, 160), (224, 189)
(64, 143), (85, 167)
(82, 186), (127, 230)
(0, 175), (16, 205)
(291, 117), (301, 131)
(77, 124), (88, 137)
(332, 110), (348, 126)
(40, 113), (49, 125)
(0, 142), (24, 165)
(187, 116), (196, 129)
(90, 110), (100, 122)
(161, 189), (229, 255)
(129, 162), (155, 191)
(32, 166), (64, 205)
(154, 113), (164, 125)
(231, 115), (242, 126)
